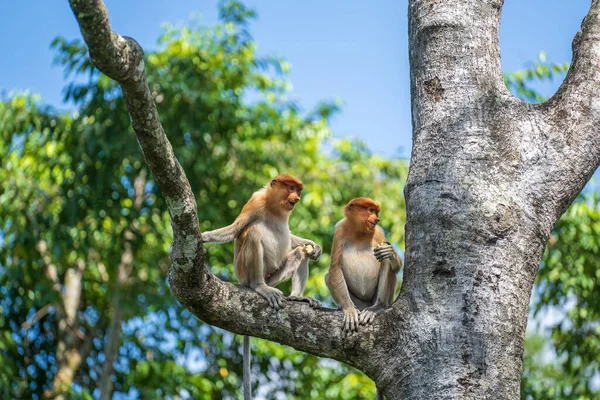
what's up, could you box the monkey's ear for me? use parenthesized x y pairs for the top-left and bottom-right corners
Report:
(348, 204), (354, 211)
(270, 179), (278, 188)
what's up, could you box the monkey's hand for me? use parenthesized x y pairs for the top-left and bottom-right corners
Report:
(342, 307), (360, 332)
(287, 295), (321, 308)
(303, 242), (322, 261)
(359, 304), (384, 325)
(255, 284), (285, 309)
(373, 242), (395, 262)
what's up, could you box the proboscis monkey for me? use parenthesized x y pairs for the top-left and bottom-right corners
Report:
(202, 174), (322, 400)
(325, 197), (402, 332)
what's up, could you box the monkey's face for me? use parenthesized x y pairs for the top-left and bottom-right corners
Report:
(361, 207), (380, 233)
(270, 175), (304, 213)
(281, 185), (302, 211)
(345, 199), (381, 233)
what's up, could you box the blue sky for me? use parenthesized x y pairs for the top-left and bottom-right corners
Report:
(0, 0), (590, 157)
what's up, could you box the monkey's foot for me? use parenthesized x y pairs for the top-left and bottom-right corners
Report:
(359, 305), (385, 325)
(255, 285), (284, 309)
(287, 295), (321, 308)
(342, 307), (360, 333)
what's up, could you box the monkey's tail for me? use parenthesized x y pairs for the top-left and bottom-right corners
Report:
(377, 387), (384, 400)
(243, 335), (252, 400)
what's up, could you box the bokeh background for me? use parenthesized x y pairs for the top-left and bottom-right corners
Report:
(0, 1), (598, 399)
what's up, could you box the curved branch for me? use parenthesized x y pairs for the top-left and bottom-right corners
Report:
(527, 0), (600, 221)
(68, 0), (202, 276)
(67, 0), (390, 369)
(169, 269), (392, 368)
(550, 0), (600, 120)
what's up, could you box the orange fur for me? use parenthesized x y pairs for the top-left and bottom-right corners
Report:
(202, 173), (320, 302)
(202, 174), (320, 398)
(325, 197), (401, 331)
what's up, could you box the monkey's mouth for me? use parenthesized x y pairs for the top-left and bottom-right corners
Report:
(287, 201), (296, 210)
(367, 220), (378, 229)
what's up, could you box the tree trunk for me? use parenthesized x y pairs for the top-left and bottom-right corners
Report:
(68, 0), (600, 399)
(99, 170), (146, 400)
(45, 264), (84, 399)
(97, 246), (128, 400)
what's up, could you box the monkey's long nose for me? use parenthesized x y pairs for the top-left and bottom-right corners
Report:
(290, 195), (300, 204)
(375, 217), (381, 223)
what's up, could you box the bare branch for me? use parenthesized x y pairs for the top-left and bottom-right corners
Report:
(69, 0), (203, 277)
(550, 0), (600, 120)
(67, 0), (391, 367)
(549, 0), (600, 163)
(21, 304), (52, 330)
(36, 240), (62, 294)
(169, 270), (401, 371)
(524, 0), (600, 221)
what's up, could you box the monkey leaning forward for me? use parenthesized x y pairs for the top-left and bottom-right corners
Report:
(325, 197), (402, 332)
(201, 174), (322, 307)
(202, 174), (322, 400)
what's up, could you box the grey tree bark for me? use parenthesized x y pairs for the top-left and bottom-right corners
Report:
(67, 0), (600, 398)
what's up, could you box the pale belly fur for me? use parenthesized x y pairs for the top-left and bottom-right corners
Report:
(254, 220), (291, 274)
(342, 242), (380, 301)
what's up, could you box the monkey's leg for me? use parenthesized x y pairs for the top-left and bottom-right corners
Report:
(265, 246), (305, 286)
(349, 292), (374, 310)
(266, 247), (320, 307)
(324, 273), (362, 309)
(238, 229), (284, 309)
(377, 258), (398, 306)
(359, 260), (397, 325)
(288, 256), (320, 308)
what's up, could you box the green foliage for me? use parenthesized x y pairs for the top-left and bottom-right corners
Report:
(504, 52), (569, 103)
(505, 54), (600, 399)
(0, 1), (406, 398)
(521, 334), (568, 400)
(525, 192), (600, 399)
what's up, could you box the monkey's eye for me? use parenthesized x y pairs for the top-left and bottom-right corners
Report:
(289, 185), (295, 191)
(369, 208), (375, 213)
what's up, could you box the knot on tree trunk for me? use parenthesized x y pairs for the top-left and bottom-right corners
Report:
(90, 36), (144, 83)
(423, 76), (445, 102)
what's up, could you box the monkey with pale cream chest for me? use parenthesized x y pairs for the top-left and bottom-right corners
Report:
(202, 174), (322, 400)
(325, 197), (402, 332)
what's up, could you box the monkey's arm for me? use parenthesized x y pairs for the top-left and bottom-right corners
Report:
(290, 234), (322, 261)
(202, 207), (257, 244)
(202, 222), (244, 244)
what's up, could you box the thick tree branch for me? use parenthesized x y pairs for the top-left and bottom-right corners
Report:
(550, 0), (600, 122)
(69, 0), (202, 277)
(514, 1), (600, 229)
(169, 270), (405, 373)
(543, 0), (600, 207)
(67, 0), (390, 370)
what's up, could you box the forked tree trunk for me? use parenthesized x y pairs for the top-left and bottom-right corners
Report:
(68, 0), (600, 398)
